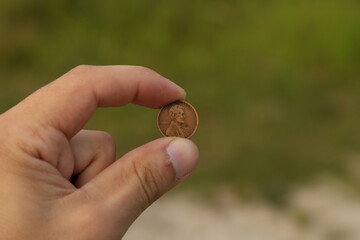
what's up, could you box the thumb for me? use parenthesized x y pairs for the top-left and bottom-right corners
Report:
(77, 137), (199, 234)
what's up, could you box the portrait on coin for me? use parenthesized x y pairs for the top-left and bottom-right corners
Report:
(166, 104), (186, 138)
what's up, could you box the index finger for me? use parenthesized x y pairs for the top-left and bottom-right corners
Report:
(9, 65), (186, 138)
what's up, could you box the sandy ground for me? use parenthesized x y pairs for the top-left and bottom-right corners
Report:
(125, 180), (360, 240)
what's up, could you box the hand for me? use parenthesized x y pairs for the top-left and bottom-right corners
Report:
(0, 65), (199, 240)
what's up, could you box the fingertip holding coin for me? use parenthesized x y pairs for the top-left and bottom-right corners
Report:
(157, 101), (199, 138)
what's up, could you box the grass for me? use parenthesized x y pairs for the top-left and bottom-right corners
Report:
(1, 0), (360, 203)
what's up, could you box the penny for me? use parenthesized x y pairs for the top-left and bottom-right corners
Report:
(157, 101), (199, 138)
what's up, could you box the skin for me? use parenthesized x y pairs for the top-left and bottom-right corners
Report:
(0, 65), (199, 240)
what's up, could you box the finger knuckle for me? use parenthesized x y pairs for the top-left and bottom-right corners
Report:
(95, 131), (116, 163)
(132, 158), (162, 206)
(67, 65), (93, 77)
(133, 65), (156, 76)
(96, 131), (115, 146)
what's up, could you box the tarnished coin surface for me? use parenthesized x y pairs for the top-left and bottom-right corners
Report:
(157, 101), (199, 138)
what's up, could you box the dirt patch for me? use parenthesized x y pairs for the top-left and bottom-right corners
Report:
(125, 181), (360, 240)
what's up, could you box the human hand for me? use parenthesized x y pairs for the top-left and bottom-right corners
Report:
(0, 65), (199, 240)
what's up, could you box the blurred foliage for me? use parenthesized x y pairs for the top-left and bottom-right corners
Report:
(1, 0), (360, 203)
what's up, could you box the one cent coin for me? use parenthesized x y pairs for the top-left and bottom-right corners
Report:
(157, 101), (199, 138)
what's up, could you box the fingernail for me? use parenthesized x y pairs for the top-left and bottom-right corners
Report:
(179, 87), (187, 99)
(169, 81), (187, 99)
(166, 138), (199, 180)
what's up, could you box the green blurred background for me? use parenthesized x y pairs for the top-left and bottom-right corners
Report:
(1, 0), (360, 203)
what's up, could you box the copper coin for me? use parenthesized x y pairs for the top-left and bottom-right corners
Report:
(157, 101), (199, 138)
